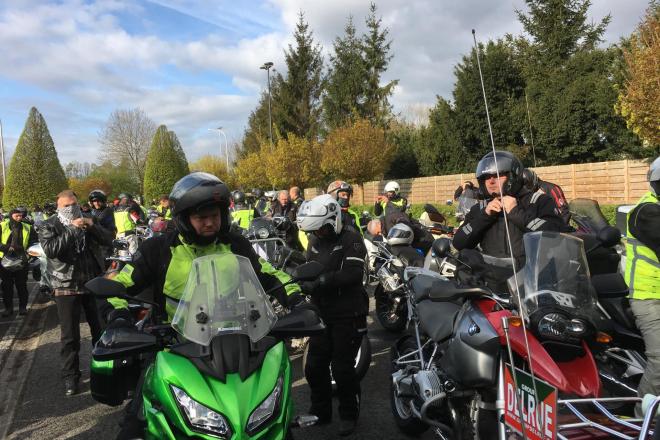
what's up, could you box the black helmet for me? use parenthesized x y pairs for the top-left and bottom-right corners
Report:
(232, 190), (246, 204)
(169, 172), (231, 243)
(89, 189), (107, 203)
(522, 168), (539, 192)
(476, 151), (524, 197)
(44, 202), (56, 214)
(15, 206), (28, 217)
(253, 188), (264, 199)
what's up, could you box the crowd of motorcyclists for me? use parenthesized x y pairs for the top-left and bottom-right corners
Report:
(0, 150), (658, 439)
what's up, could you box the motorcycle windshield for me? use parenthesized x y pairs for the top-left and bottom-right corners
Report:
(520, 232), (597, 316)
(456, 196), (478, 217)
(171, 254), (278, 346)
(568, 198), (609, 233)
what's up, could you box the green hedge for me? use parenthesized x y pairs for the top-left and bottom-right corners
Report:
(353, 202), (620, 227)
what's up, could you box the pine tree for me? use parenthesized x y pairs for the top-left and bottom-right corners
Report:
(452, 39), (527, 164)
(515, 0), (646, 163)
(361, 3), (398, 127)
(323, 16), (368, 131)
(238, 87), (280, 159)
(3, 107), (67, 208)
(274, 12), (324, 140)
(143, 125), (189, 202)
(169, 131), (190, 174)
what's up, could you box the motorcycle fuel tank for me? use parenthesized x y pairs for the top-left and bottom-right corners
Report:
(439, 303), (500, 388)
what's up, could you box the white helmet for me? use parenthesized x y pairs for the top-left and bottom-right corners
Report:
(387, 223), (414, 246)
(384, 181), (400, 194)
(650, 156), (660, 195)
(296, 194), (343, 234)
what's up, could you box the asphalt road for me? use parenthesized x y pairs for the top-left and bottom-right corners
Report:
(0, 289), (440, 440)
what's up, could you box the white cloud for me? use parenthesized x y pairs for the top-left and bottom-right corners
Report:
(0, 0), (650, 166)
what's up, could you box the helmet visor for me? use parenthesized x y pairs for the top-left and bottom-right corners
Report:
(169, 172), (221, 201)
(476, 154), (514, 180)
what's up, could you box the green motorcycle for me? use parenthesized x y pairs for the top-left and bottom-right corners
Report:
(87, 253), (325, 439)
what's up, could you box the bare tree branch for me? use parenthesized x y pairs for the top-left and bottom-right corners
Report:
(98, 108), (156, 195)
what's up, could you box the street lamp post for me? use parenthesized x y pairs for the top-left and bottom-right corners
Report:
(260, 61), (274, 148)
(208, 127), (229, 170)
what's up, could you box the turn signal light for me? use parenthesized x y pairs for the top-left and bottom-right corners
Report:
(596, 332), (613, 344)
(508, 317), (523, 327)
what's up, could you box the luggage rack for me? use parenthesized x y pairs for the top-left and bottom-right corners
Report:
(557, 396), (658, 440)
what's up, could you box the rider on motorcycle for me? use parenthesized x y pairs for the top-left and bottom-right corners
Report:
(326, 180), (363, 236)
(231, 190), (260, 229)
(374, 181), (407, 216)
(155, 194), (172, 220)
(252, 188), (270, 216)
(453, 151), (568, 286)
(296, 194), (368, 436)
(100, 172), (303, 438)
(626, 156), (660, 412)
(113, 193), (144, 238)
(522, 168), (572, 224)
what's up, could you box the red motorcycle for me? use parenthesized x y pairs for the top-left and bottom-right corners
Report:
(390, 231), (604, 439)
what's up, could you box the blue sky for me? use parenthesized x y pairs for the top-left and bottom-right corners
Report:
(0, 0), (651, 167)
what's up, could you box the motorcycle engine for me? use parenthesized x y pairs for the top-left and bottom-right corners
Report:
(413, 370), (444, 404)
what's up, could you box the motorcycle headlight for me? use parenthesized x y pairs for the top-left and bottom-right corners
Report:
(537, 313), (587, 341)
(171, 385), (232, 438)
(246, 376), (283, 434)
(257, 227), (270, 239)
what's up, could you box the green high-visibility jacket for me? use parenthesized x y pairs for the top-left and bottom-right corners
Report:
(103, 231), (300, 322)
(625, 191), (660, 300)
(0, 220), (31, 257)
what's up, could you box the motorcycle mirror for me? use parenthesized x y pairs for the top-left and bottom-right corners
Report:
(597, 226), (621, 248)
(423, 203), (440, 215)
(270, 307), (325, 338)
(291, 261), (324, 281)
(432, 238), (451, 258)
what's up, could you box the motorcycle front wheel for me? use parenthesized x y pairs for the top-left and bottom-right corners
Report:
(374, 285), (407, 333)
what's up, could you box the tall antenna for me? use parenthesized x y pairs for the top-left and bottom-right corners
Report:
(472, 29), (539, 439)
(525, 91), (537, 167)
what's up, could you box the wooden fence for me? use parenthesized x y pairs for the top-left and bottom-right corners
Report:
(304, 159), (653, 206)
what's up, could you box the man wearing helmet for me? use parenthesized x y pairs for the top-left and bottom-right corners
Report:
(326, 180), (362, 236)
(89, 190), (116, 233)
(252, 188), (270, 216)
(374, 180), (407, 216)
(100, 173), (302, 438)
(113, 193), (144, 239)
(230, 190), (260, 229)
(453, 151), (568, 270)
(89, 190), (116, 264)
(625, 156), (660, 412)
(296, 194), (368, 436)
(155, 195), (172, 220)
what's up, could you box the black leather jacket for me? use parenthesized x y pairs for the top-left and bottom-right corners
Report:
(38, 214), (114, 290)
(453, 189), (569, 268)
(305, 229), (368, 320)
